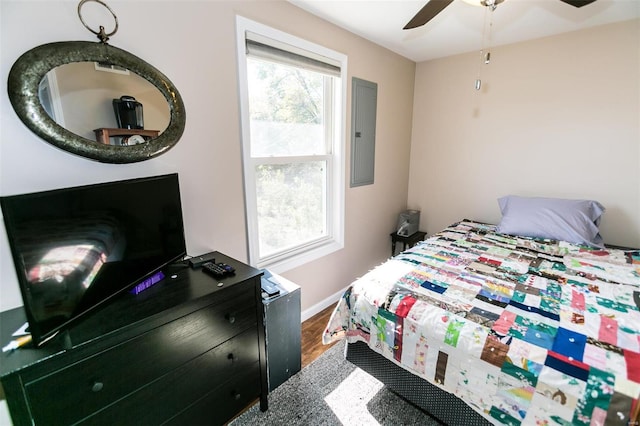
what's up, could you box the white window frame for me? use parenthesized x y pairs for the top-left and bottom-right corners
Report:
(235, 16), (347, 273)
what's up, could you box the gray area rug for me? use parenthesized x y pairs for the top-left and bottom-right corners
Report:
(230, 342), (443, 425)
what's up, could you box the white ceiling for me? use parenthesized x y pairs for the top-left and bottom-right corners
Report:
(289, 0), (640, 62)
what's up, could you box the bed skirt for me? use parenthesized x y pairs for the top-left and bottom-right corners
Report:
(345, 341), (491, 426)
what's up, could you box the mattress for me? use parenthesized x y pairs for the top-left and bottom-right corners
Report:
(323, 220), (640, 425)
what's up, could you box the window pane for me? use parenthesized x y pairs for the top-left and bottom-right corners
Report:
(248, 58), (327, 157)
(256, 161), (327, 257)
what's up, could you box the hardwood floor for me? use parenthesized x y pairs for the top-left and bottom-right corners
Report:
(301, 304), (338, 368)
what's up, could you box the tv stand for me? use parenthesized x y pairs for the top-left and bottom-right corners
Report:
(0, 252), (267, 426)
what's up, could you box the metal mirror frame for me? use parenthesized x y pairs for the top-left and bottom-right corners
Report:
(8, 41), (186, 163)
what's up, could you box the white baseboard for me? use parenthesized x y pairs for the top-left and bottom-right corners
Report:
(300, 285), (349, 322)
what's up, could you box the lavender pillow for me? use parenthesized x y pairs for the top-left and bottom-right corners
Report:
(496, 195), (605, 247)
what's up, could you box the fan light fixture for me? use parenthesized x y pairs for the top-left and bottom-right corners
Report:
(461, 0), (505, 8)
(404, 0), (595, 31)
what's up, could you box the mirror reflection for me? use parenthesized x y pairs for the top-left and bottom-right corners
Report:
(38, 61), (170, 146)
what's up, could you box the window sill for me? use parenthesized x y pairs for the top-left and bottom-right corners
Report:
(256, 239), (343, 274)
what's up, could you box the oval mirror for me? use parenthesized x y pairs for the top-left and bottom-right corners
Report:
(8, 41), (185, 163)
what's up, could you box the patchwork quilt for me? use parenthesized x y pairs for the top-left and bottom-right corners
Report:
(323, 220), (640, 426)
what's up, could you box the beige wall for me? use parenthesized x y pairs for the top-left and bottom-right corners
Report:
(0, 0), (415, 314)
(408, 19), (640, 247)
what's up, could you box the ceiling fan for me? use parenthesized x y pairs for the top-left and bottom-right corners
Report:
(403, 0), (598, 30)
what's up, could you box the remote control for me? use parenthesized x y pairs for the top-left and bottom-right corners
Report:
(201, 262), (235, 278)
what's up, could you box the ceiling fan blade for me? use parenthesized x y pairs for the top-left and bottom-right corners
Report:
(403, 0), (455, 30)
(558, 0), (597, 7)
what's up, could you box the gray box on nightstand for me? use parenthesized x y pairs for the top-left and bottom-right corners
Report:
(261, 271), (301, 392)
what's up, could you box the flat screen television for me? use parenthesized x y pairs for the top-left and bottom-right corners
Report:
(1, 173), (187, 347)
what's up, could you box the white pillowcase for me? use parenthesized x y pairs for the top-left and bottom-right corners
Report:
(496, 195), (605, 247)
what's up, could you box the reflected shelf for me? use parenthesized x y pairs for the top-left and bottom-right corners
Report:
(93, 128), (160, 145)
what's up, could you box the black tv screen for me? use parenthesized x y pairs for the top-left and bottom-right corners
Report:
(1, 173), (186, 347)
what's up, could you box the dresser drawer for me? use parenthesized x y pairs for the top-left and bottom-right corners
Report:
(163, 366), (262, 426)
(24, 292), (256, 425)
(79, 328), (261, 425)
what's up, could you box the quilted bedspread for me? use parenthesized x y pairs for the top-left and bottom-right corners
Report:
(323, 220), (640, 426)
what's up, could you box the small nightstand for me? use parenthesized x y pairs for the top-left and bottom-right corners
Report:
(390, 231), (427, 256)
(261, 272), (301, 392)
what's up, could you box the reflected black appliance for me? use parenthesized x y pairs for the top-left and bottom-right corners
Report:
(112, 95), (144, 129)
(0, 173), (186, 347)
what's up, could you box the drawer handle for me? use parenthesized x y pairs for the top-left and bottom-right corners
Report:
(232, 391), (241, 401)
(227, 353), (237, 362)
(225, 313), (236, 324)
(91, 381), (104, 392)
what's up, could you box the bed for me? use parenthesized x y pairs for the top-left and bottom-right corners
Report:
(323, 198), (640, 426)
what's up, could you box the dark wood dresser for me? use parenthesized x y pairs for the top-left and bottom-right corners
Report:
(0, 252), (267, 425)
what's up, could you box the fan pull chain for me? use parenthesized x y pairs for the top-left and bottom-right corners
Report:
(486, 13), (494, 64)
(475, 8), (488, 90)
(475, 6), (494, 91)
